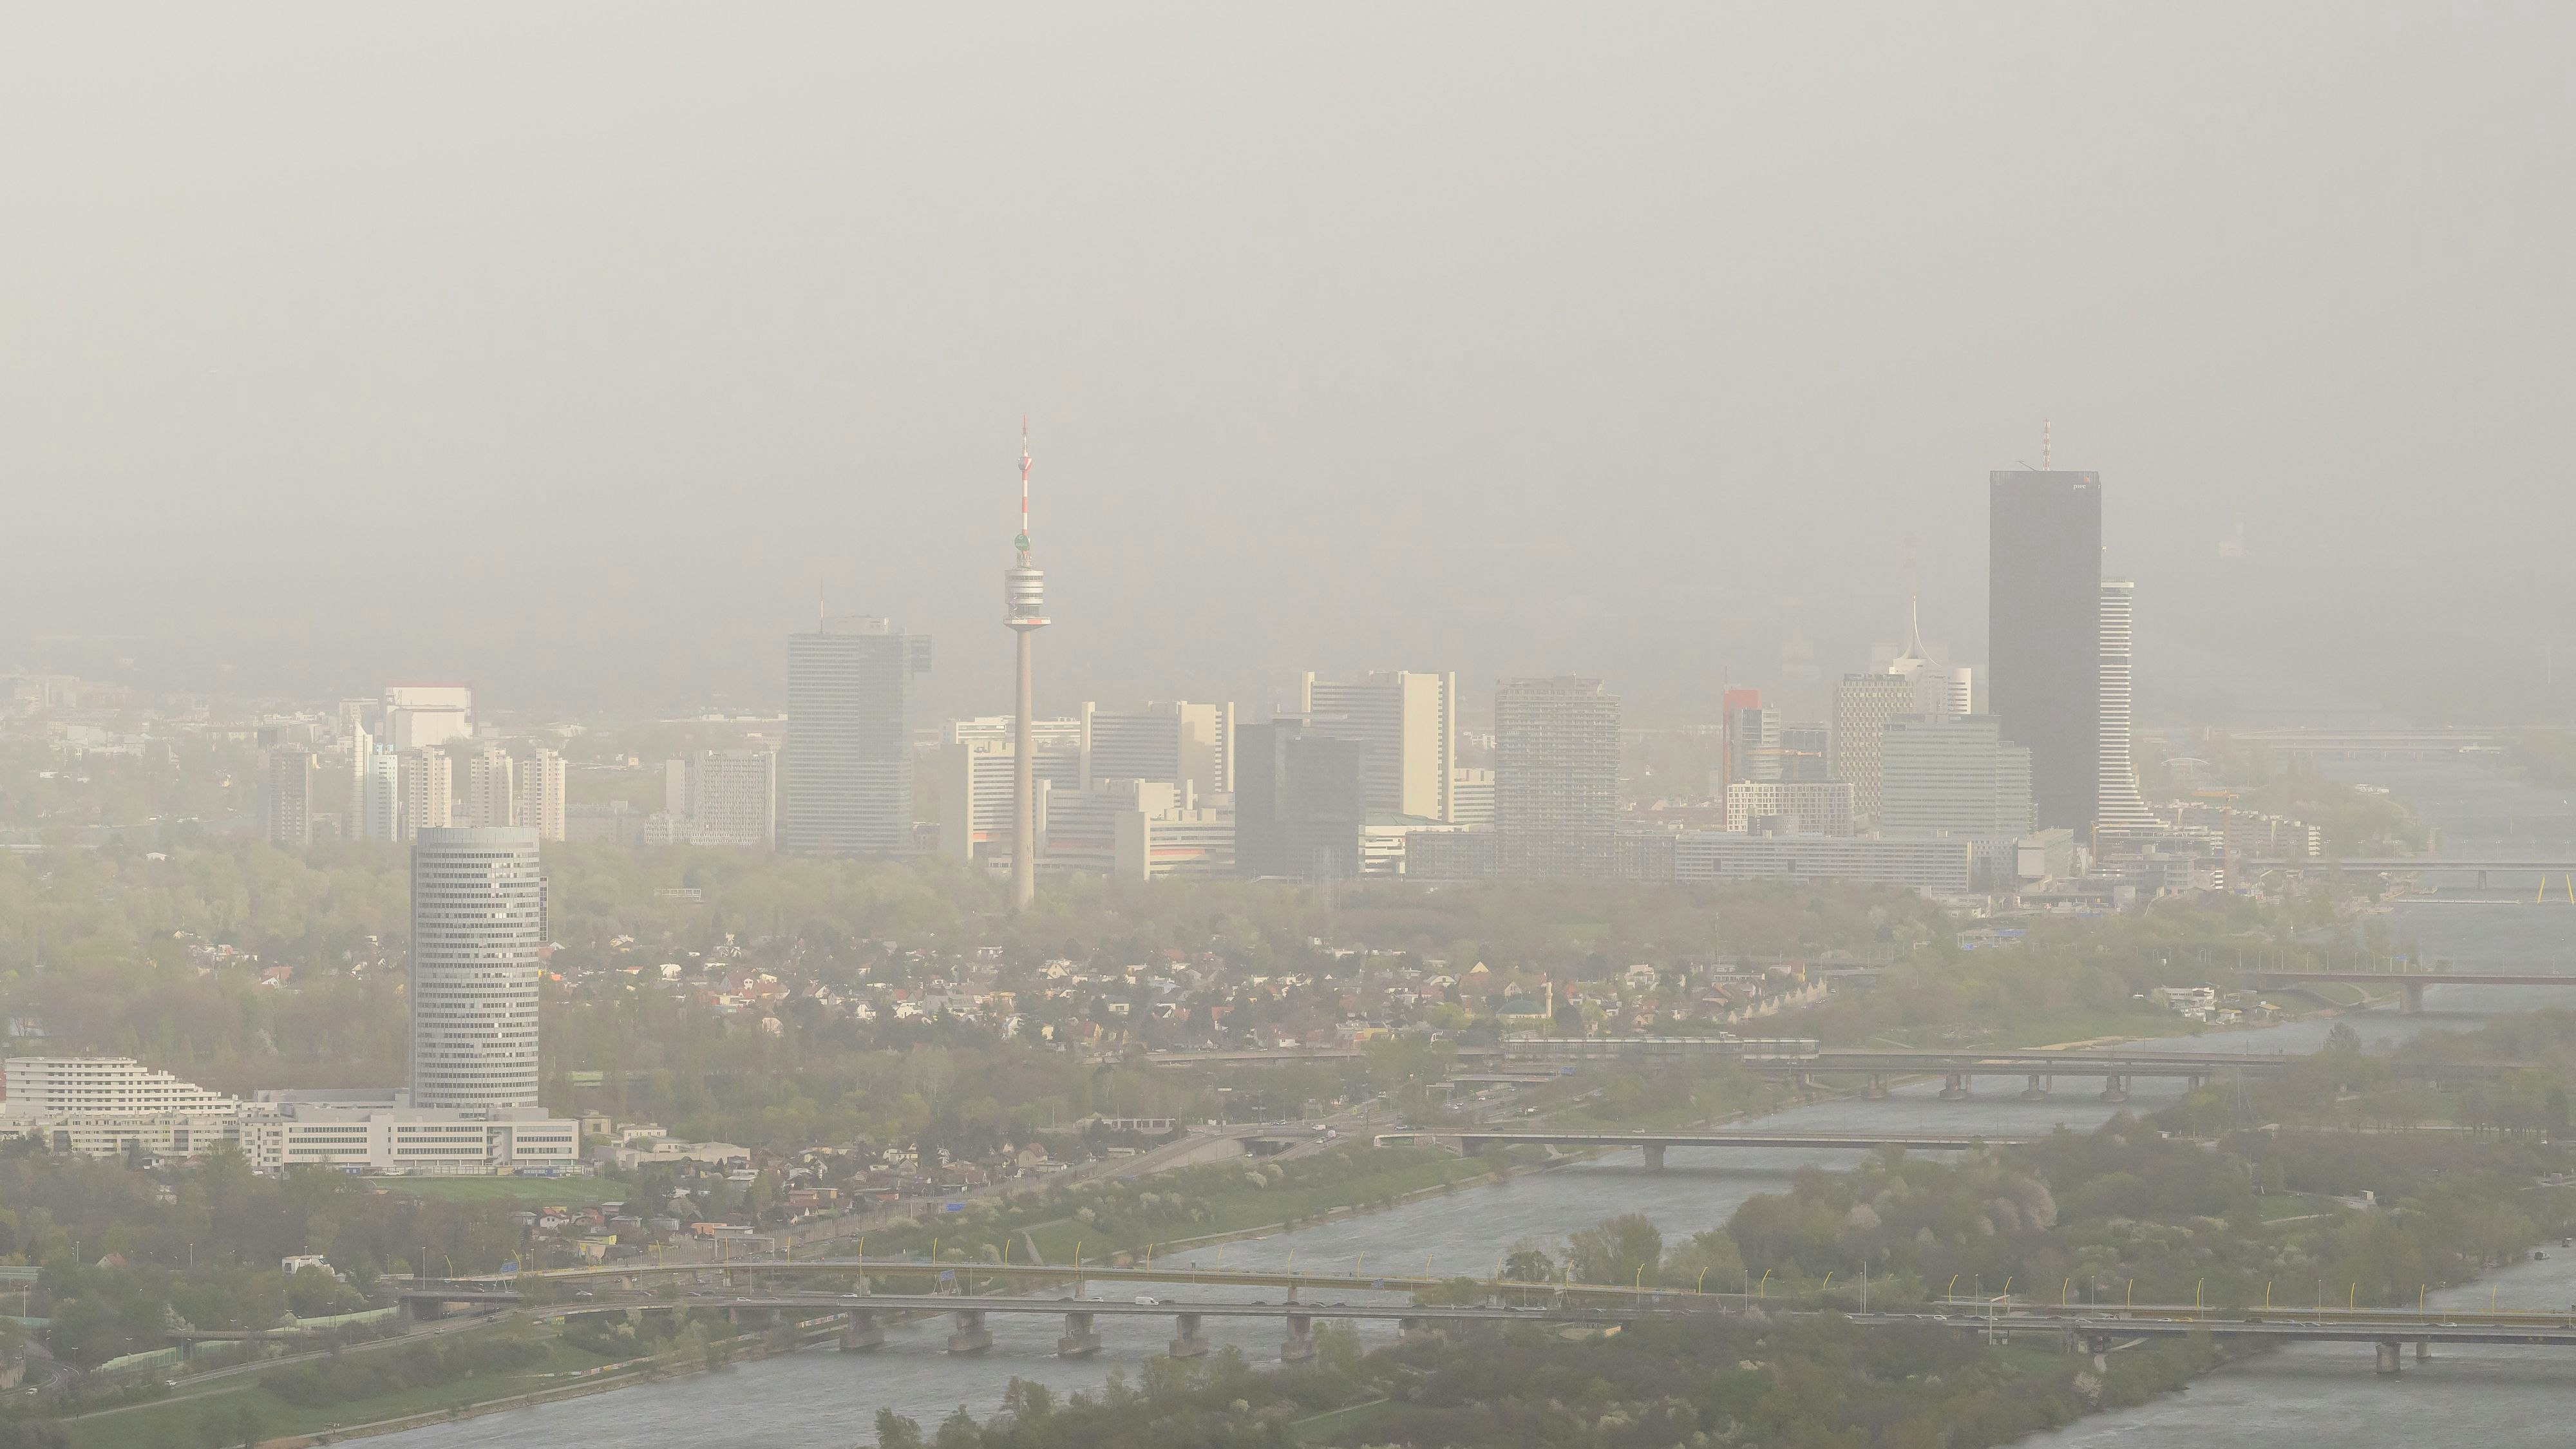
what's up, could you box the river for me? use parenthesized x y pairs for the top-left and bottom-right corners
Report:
(381, 760), (2576, 1447)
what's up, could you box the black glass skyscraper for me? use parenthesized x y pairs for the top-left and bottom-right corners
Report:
(1988, 471), (2101, 832)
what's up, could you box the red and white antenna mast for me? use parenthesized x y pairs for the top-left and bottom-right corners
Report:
(1016, 416), (1034, 565)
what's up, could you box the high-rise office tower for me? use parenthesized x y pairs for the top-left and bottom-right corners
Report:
(464, 746), (516, 828)
(1235, 720), (1365, 879)
(517, 748), (568, 842)
(1725, 700), (1781, 785)
(1003, 425), (1050, 909)
(1299, 670), (1457, 822)
(1989, 469), (2102, 831)
(1495, 677), (1620, 878)
(1082, 701), (1236, 797)
(1828, 673), (1916, 826)
(403, 747), (453, 837)
(2096, 580), (2159, 832)
(261, 746), (316, 849)
(1879, 714), (2035, 837)
(1718, 687), (1765, 788)
(688, 749), (779, 849)
(782, 616), (931, 855)
(1779, 722), (1832, 782)
(410, 826), (544, 1109)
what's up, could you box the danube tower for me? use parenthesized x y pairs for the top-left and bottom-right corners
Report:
(1004, 422), (1050, 910)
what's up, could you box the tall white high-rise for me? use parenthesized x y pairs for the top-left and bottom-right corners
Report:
(409, 827), (544, 1109)
(465, 746), (516, 828)
(517, 748), (568, 842)
(362, 750), (405, 841)
(2096, 580), (2159, 832)
(403, 748), (453, 837)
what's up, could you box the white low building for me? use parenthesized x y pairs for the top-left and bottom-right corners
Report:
(3, 1055), (578, 1175)
(242, 1102), (581, 1176)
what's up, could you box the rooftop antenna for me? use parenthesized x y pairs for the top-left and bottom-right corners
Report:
(2042, 419), (2052, 469)
(817, 579), (826, 630)
(1902, 533), (1929, 661)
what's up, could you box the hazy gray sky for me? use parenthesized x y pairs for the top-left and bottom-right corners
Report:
(6, 6), (2570, 724)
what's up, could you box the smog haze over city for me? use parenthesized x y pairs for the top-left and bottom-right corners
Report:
(6, 6), (2570, 722)
(14, 10), (2576, 1449)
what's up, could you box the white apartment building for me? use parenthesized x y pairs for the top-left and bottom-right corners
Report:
(1722, 780), (1857, 835)
(361, 750), (405, 842)
(4, 1056), (240, 1117)
(465, 746), (516, 828)
(404, 748), (454, 835)
(518, 748), (568, 842)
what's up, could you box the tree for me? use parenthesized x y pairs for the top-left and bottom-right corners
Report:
(1501, 1242), (1556, 1282)
(1566, 1213), (1662, 1287)
(933, 1405), (981, 1449)
(873, 1408), (925, 1449)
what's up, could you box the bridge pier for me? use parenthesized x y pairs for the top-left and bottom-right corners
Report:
(2418, 1339), (2434, 1361)
(1057, 1310), (1104, 1358)
(1170, 1311), (1208, 1359)
(840, 1310), (884, 1352)
(1282, 1311), (1316, 1364)
(947, 1309), (992, 1354)
(2099, 1074), (2128, 1104)
(1862, 1074), (1889, 1100)
(2020, 1074), (2048, 1102)
(1641, 1144), (1667, 1171)
(1938, 1072), (1970, 1101)
(2376, 1339), (2403, 1375)
(2402, 981), (2425, 1014)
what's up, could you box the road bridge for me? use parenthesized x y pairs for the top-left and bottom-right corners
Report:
(413, 1261), (1647, 1302)
(2240, 857), (2576, 886)
(1762, 1047), (2501, 1100)
(2247, 968), (2576, 1012)
(1383, 1129), (2032, 1170)
(574, 1291), (1689, 1360)
(1870, 1310), (2576, 1375)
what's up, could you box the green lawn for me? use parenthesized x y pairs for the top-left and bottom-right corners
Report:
(375, 1177), (623, 1206)
(58, 1325), (626, 1449)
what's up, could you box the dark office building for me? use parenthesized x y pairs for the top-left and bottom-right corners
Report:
(1988, 470), (2100, 832)
(1235, 720), (1365, 879)
(782, 616), (933, 854)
